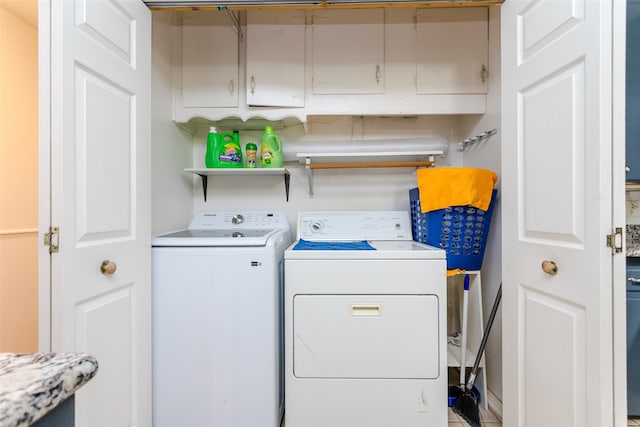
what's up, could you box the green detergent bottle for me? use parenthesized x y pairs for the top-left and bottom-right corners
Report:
(219, 130), (243, 168)
(260, 126), (283, 168)
(205, 126), (222, 168)
(205, 127), (243, 168)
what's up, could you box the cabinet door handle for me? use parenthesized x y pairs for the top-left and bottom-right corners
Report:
(629, 277), (640, 285)
(250, 75), (255, 95)
(228, 80), (234, 94)
(481, 64), (488, 84)
(375, 64), (381, 83)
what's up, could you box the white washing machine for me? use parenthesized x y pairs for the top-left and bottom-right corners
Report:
(284, 211), (447, 427)
(152, 211), (292, 427)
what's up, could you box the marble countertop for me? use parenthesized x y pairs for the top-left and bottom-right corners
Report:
(0, 353), (98, 427)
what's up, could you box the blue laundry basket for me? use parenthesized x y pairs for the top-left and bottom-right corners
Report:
(409, 188), (497, 271)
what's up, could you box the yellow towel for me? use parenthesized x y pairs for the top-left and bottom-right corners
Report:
(447, 269), (467, 277)
(416, 167), (497, 213)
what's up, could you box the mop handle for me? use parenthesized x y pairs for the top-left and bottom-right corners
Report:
(466, 283), (502, 390)
(459, 274), (470, 386)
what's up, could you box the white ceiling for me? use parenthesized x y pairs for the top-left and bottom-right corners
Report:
(1, 0), (37, 28)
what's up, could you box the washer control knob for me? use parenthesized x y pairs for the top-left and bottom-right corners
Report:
(232, 214), (244, 225)
(311, 221), (323, 232)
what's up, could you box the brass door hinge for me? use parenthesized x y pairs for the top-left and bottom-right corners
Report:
(44, 227), (59, 254)
(481, 64), (488, 84)
(606, 227), (623, 254)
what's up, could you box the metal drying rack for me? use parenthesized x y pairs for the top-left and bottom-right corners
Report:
(459, 128), (497, 150)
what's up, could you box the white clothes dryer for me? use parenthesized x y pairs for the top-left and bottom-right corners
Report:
(152, 211), (292, 427)
(284, 211), (447, 427)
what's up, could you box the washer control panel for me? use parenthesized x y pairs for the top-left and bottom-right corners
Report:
(189, 211), (289, 230)
(297, 211), (412, 241)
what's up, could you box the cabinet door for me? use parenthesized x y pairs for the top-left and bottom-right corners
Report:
(627, 0), (640, 181)
(181, 12), (238, 108)
(416, 8), (488, 95)
(246, 10), (305, 107)
(311, 9), (384, 95)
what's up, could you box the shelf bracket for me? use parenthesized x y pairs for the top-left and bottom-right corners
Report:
(305, 157), (315, 197)
(197, 174), (208, 202)
(284, 170), (291, 201)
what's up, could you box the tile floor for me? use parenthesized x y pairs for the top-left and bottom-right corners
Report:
(282, 409), (639, 426)
(448, 406), (500, 427)
(448, 407), (640, 426)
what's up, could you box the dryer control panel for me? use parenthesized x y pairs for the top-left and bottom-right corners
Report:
(297, 211), (412, 241)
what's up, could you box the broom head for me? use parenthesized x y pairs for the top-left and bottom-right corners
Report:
(452, 387), (480, 427)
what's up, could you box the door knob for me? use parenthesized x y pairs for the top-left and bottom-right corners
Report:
(100, 260), (117, 275)
(541, 260), (558, 275)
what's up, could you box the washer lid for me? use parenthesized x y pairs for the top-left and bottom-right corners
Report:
(152, 210), (291, 247)
(285, 239), (446, 260)
(152, 228), (280, 247)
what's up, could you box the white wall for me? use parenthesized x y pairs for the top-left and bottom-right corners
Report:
(461, 5), (502, 402)
(188, 115), (466, 230)
(185, 110), (508, 405)
(151, 12), (195, 235)
(152, 6), (504, 407)
(0, 0), (38, 352)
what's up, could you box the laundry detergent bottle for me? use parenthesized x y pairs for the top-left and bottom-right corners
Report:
(205, 126), (223, 168)
(260, 126), (283, 168)
(218, 130), (243, 168)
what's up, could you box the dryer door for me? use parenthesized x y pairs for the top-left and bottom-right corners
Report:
(293, 294), (440, 379)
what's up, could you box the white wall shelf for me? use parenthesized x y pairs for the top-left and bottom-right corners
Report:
(185, 168), (290, 202)
(296, 150), (442, 196)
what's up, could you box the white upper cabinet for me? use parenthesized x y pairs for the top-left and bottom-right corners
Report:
(173, 7), (489, 124)
(416, 8), (488, 95)
(180, 12), (239, 108)
(246, 10), (306, 107)
(311, 9), (384, 95)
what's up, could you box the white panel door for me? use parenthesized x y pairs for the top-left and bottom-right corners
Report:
(46, 0), (151, 426)
(501, 1), (619, 426)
